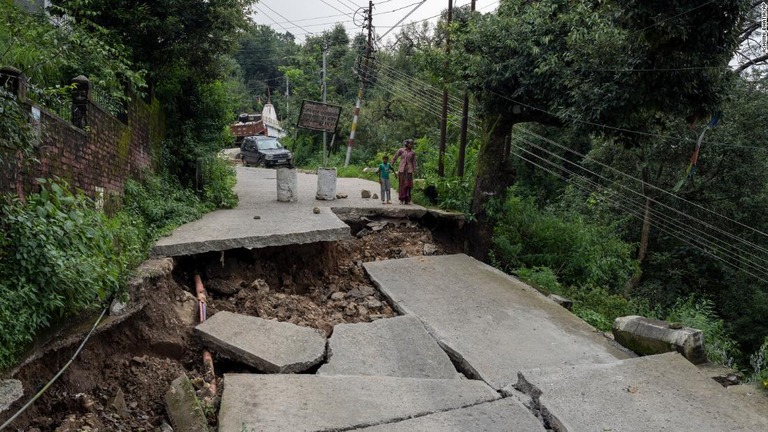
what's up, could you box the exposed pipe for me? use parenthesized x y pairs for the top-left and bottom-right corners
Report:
(194, 274), (216, 395)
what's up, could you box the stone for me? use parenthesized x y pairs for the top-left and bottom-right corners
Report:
(364, 254), (628, 390)
(318, 315), (459, 379)
(355, 398), (545, 431)
(250, 278), (270, 293)
(612, 315), (707, 364)
(218, 374), (499, 432)
(422, 243), (438, 255)
(548, 294), (573, 311)
(165, 374), (209, 432)
(357, 305), (369, 316)
(372, 193), (379, 199)
(359, 285), (376, 296)
(0, 379), (23, 413)
(336, 192), (348, 199)
(361, 189), (372, 198)
(195, 311), (326, 373)
(347, 288), (365, 299)
(330, 291), (346, 301)
(510, 353), (768, 432)
(108, 388), (129, 418)
(110, 296), (129, 316)
(356, 228), (371, 238)
(344, 304), (357, 316)
(313, 206), (321, 214)
(365, 298), (383, 309)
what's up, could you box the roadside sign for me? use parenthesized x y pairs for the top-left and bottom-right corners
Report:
(297, 100), (342, 133)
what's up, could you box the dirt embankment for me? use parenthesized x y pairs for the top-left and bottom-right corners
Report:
(2, 221), (458, 431)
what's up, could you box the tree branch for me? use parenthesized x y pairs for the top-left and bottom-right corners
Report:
(735, 51), (768, 73)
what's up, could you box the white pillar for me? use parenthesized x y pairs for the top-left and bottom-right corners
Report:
(316, 167), (337, 200)
(276, 168), (298, 202)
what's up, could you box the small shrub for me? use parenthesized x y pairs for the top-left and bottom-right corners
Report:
(666, 296), (741, 367)
(515, 266), (563, 295)
(749, 337), (768, 389)
(202, 156), (238, 209)
(0, 179), (126, 368)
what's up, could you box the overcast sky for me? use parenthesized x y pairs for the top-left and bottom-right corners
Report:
(250, 0), (500, 44)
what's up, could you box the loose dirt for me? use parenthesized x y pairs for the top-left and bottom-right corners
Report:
(2, 219), (458, 431)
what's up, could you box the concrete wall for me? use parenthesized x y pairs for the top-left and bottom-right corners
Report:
(0, 67), (165, 203)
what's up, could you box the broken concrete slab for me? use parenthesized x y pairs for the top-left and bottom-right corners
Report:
(353, 398), (545, 431)
(511, 352), (768, 432)
(164, 374), (209, 432)
(195, 311), (325, 373)
(0, 379), (23, 413)
(548, 294), (573, 311)
(613, 315), (707, 364)
(318, 315), (459, 379)
(364, 254), (629, 390)
(219, 374), (499, 432)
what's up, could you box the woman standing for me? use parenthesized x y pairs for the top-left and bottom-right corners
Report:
(392, 139), (417, 204)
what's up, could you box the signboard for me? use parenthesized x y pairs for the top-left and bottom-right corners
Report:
(297, 100), (342, 133)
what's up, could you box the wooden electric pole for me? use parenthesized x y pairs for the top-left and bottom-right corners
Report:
(457, 0), (475, 177)
(437, 0), (453, 177)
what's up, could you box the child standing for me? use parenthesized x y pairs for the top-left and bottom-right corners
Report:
(378, 155), (394, 204)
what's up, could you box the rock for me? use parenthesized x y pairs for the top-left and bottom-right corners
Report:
(110, 295), (129, 316)
(359, 286), (376, 296)
(336, 192), (348, 199)
(355, 228), (371, 238)
(330, 292), (346, 301)
(205, 279), (241, 295)
(612, 316), (707, 364)
(160, 422), (174, 432)
(131, 356), (146, 365)
(0, 379), (23, 413)
(372, 193), (379, 199)
(108, 388), (129, 418)
(548, 294), (573, 311)
(250, 279), (270, 293)
(361, 189), (372, 198)
(313, 206), (321, 214)
(367, 221), (387, 232)
(422, 243), (438, 255)
(344, 304), (358, 316)
(357, 305), (369, 317)
(347, 288), (365, 299)
(195, 311), (326, 373)
(165, 374), (209, 432)
(253, 215), (261, 220)
(365, 298), (383, 309)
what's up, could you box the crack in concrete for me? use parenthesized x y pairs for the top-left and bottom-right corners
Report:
(510, 372), (566, 432)
(319, 397), (503, 432)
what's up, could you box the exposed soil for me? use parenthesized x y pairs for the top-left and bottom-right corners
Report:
(2, 218), (459, 431)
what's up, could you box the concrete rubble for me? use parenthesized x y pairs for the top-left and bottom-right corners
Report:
(218, 374), (499, 432)
(195, 311), (326, 373)
(0, 379), (23, 413)
(612, 315), (707, 364)
(364, 254), (629, 390)
(353, 398), (545, 431)
(164, 374), (209, 432)
(509, 352), (768, 432)
(318, 315), (459, 379)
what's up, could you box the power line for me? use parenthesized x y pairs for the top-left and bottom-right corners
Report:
(260, 1), (317, 35)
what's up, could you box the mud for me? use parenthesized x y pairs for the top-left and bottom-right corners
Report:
(1, 220), (458, 431)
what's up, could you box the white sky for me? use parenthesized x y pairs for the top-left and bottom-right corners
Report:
(249, 0), (499, 44)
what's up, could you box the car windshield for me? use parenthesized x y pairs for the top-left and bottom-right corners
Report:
(257, 139), (283, 150)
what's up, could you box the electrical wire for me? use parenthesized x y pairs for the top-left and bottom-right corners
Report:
(514, 136), (768, 272)
(0, 305), (110, 431)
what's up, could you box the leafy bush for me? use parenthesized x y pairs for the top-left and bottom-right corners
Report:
(490, 192), (639, 291)
(0, 179), (129, 368)
(666, 296), (741, 367)
(750, 337), (768, 389)
(202, 156), (238, 209)
(123, 173), (207, 242)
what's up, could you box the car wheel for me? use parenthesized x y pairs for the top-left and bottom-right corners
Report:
(241, 155), (248, 167)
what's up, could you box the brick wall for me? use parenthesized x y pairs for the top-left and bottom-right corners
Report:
(1, 68), (165, 202)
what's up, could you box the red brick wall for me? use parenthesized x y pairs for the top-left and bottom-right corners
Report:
(1, 94), (165, 201)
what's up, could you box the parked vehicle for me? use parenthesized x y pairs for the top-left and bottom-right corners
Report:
(240, 136), (293, 167)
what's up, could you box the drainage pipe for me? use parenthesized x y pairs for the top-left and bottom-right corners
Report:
(194, 274), (216, 395)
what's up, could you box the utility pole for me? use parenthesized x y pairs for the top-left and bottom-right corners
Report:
(345, 0), (374, 167)
(457, 0), (475, 177)
(285, 75), (290, 123)
(322, 45), (328, 166)
(437, 0), (453, 177)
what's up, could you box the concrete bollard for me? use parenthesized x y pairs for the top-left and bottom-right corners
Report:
(316, 167), (337, 200)
(276, 167), (298, 202)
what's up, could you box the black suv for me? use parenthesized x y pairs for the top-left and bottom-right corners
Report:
(240, 136), (293, 167)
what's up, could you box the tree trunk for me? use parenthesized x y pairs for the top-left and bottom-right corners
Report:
(467, 118), (515, 261)
(624, 162), (652, 295)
